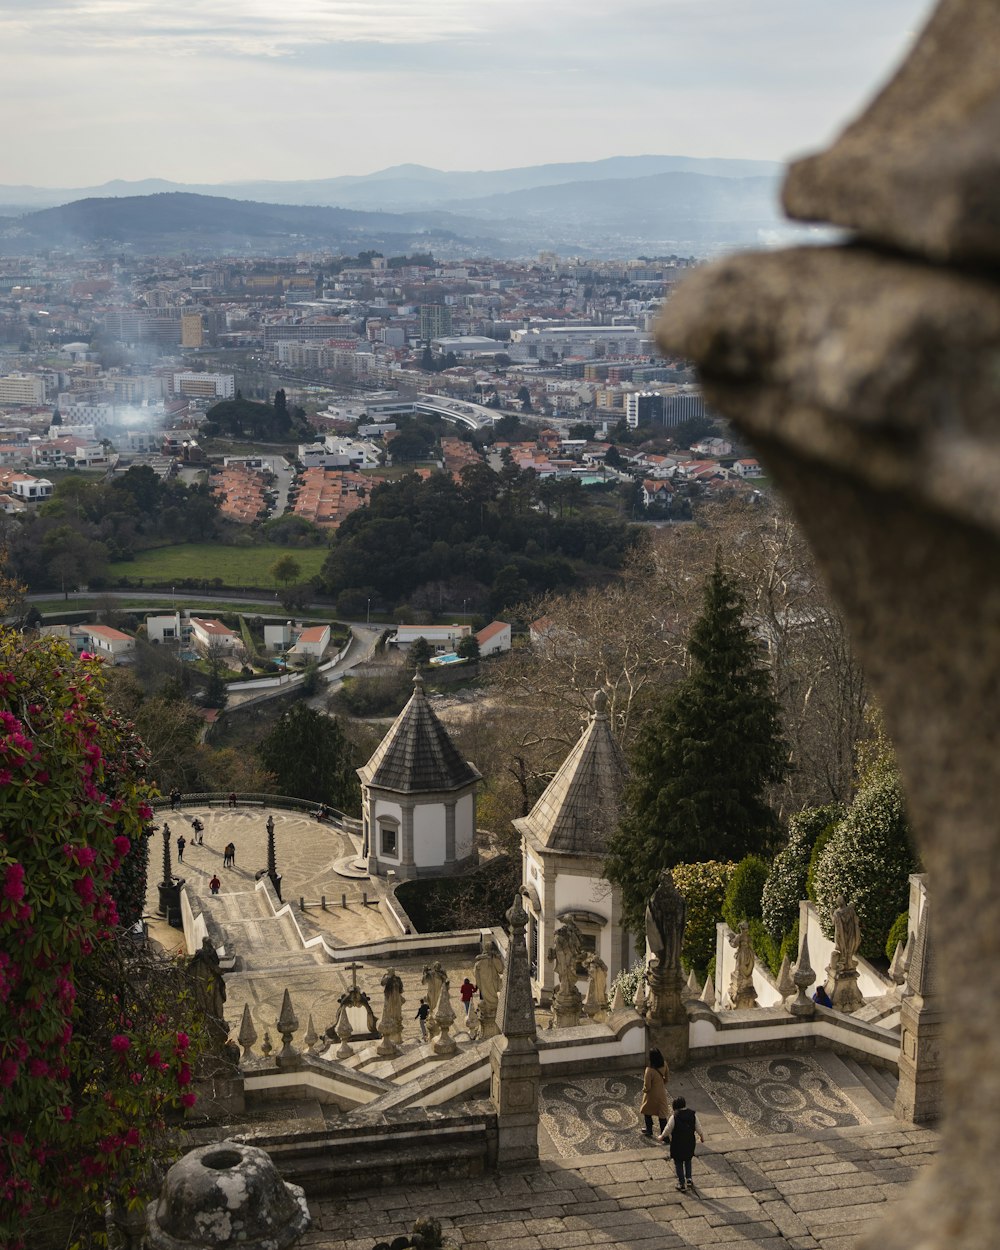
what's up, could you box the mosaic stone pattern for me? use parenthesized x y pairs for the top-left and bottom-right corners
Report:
(540, 1075), (646, 1157)
(692, 1054), (870, 1137)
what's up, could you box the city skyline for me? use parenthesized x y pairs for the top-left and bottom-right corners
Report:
(2, 0), (934, 189)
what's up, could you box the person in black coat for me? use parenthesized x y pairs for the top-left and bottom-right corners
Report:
(658, 1096), (705, 1192)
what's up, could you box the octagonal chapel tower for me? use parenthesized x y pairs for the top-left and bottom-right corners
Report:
(358, 672), (481, 880)
(514, 690), (631, 1005)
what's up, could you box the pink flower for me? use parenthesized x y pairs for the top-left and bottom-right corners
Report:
(175, 1032), (190, 1052)
(60, 1105), (73, 1122)
(2, 864), (25, 902)
(0, 1058), (19, 1087)
(0, 770), (12, 786)
(179, 1092), (197, 1108)
(73, 876), (95, 905)
(124, 1128), (141, 1147)
(113, 836), (130, 856)
(176, 1063), (192, 1087)
(110, 1034), (131, 1053)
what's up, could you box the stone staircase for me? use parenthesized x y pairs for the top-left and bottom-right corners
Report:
(814, 1049), (899, 1119)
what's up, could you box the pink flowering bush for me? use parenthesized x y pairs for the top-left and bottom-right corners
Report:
(0, 634), (203, 1248)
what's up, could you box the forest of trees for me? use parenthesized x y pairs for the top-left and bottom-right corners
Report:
(322, 463), (637, 616)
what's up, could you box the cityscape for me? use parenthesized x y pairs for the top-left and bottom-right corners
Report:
(0, 1), (966, 1249)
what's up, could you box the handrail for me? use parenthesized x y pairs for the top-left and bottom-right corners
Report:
(150, 792), (363, 831)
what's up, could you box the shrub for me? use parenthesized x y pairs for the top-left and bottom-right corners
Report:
(722, 855), (770, 931)
(806, 822), (837, 902)
(761, 804), (843, 939)
(0, 634), (204, 1245)
(779, 919), (800, 970)
(672, 860), (737, 977)
(748, 918), (781, 977)
(886, 910), (911, 961)
(812, 762), (918, 961)
(610, 958), (647, 1009)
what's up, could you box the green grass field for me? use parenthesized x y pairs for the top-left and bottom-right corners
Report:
(110, 543), (328, 587)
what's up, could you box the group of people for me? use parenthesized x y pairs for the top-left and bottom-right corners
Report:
(640, 1048), (706, 1193)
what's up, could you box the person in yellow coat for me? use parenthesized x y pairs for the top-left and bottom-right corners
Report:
(639, 1047), (670, 1136)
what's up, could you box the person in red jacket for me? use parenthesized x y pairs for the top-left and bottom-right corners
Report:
(459, 978), (477, 1018)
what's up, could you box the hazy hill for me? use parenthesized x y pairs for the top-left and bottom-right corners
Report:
(0, 154), (781, 213)
(0, 193), (503, 258)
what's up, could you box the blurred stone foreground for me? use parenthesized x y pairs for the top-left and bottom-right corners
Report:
(658, 1), (1000, 1246)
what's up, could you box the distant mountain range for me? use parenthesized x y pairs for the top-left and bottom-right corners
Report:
(0, 155), (790, 257)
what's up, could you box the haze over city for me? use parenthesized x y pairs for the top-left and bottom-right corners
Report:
(3, 0), (934, 187)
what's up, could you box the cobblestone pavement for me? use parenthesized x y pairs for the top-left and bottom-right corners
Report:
(145, 804), (394, 948)
(301, 1122), (938, 1250)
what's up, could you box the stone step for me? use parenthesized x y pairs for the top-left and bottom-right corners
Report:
(868, 1064), (899, 1102)
(811, 1049), (895, 1122)
(839, 1054), (897, 1111)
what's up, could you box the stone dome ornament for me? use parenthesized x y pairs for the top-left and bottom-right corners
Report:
(145, 1140), (310, 1249)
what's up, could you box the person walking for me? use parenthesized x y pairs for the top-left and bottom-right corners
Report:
(228, 792), (237, 809)
(223, 842), (235, 869)
(415, 998), (430, 1042)
(459, 978), (477, 1019)
(658, 1096), (705, 1192)
(191, 817), (205, 846)
(209, 874), (221, 895)
(639, 1047), (670, 1138)
(170, 787), (181, 811)
(176, 833), (186, 863)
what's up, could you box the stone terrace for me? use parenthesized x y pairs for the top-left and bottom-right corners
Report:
(299, 1122), (937, 1250)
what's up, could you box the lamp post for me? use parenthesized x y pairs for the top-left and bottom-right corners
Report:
(366, 598), (371, 627)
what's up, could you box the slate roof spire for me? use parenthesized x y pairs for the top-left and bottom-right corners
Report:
(358, 670), (481, 794)
(514, 689), (628, 855)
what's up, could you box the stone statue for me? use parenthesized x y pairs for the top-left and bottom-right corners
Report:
(189, 937), (228, 1041)
(727, 921), (758, 1009)
(376, 967), (405, 1056)
(474, 940), (505, 1009)
(474, 939), (505, 1039)
(584, 952), (609, 1021)
(645, 869), (686, 972)
(421, 961), (448, 1039)
(833, 895), (862, 971)
(547, 921), (583, 994)
(827, 895), (865, 1013)
(547, 921), (584, 1027)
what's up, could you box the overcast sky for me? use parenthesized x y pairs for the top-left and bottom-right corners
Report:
(0, 0), (935, 187)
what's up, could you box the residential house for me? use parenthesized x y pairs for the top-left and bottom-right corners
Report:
(641, 479), (674, 509)
(476, 621), (512, 657)
(392, 624), (471, 653)
(86, 625), (135, 664)
(189, 617), (240, 654)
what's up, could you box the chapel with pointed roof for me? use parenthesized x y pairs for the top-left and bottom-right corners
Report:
(357, 672), (482, 879)
(513, 689), (633, 1003)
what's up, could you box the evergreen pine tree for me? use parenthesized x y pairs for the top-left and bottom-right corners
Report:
(606, 558), (787, 934)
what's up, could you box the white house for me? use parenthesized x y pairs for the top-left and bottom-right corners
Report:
(392, 624), (471, 653)
(85, 625), (135, 664)
(146, 612), (186, 645)
(732, 458), (763, 478)
(641, 479), (674, 509)
(291, 624), (330, 659)
(357, 672), (481, 881)
(515, 690), (631, 1004)
(9, 476), (53, 504)
(189, 618), (240, 653)
(475, 621), (511, 657)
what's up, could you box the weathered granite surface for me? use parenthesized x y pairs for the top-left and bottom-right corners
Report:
(784, 0), (1000, 264)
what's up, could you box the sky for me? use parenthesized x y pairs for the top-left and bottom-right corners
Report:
(0, 0), (936, 187)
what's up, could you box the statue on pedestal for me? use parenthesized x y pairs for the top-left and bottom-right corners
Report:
(584, 952), (609, 1022)
(727, 921), (759, 1009)
(188, 937), (229, 1045)
(474, 939), (505, 1039)
(829, 895), (865, 1013)
(376, 968), (405, 1057)
(547, 920), (584, 1028)
(421, 961), (448, 1038)
(646, 869), (686, 974)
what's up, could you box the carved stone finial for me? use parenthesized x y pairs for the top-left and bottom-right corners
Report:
(276, 990), (299, 1067)
(684, 968), (703, 1002)
(237, 1003), (257, 1060)
(609, 982), (626, 1014)
(303, 1014), (319, 1054)
(789, 933), (816, 1017)
(260, 1030), (273, 1058)
(593, 688), (609, 717)
(776, 954), (796, 1000)
(700, 974), (716, 1010)
(888, 940), (907, 986)
(498, 892), (538, 1043)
